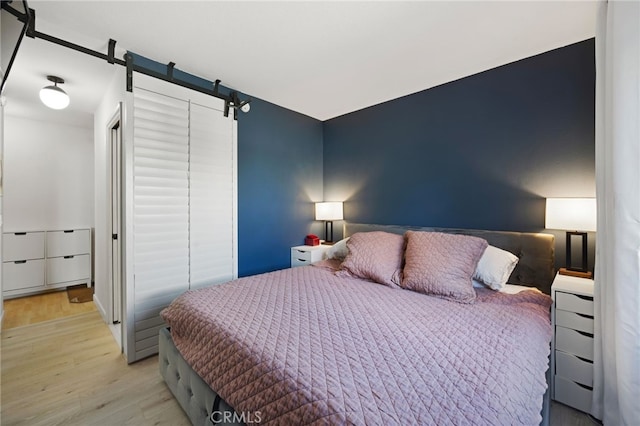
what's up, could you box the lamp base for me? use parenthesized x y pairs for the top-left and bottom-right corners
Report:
(559, 268), (593, 279)
(324, 220), (334, 244)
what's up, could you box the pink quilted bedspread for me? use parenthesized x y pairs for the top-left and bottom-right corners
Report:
(161, 265), (552, 425)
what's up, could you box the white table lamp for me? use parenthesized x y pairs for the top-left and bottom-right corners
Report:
(315, 202), (343, 243)
(545, 197), (596, 277)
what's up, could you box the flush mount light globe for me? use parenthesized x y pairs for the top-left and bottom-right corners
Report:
(39, 75), (70, 110)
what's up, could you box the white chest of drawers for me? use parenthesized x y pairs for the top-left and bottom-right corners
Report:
(551, 273), (595, 413)
(2, 229), (92, 298)
(291, 245), (332, 267)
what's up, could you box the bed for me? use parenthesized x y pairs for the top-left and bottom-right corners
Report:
(159, 222), (555, 425)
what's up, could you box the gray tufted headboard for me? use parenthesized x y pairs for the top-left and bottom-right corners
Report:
(344, 222), (556, 294)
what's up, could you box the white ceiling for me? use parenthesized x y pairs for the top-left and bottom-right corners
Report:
(3, 1), (597, 122)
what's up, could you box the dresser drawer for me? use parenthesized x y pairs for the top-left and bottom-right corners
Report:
(556, 309), (594, 334)
(46, 254), (91, 285)
(2, 259), (45, 291)
(3, 232), (45, 261)
(555, 291), (593, 316)
(556, 326), (594, 361)
(554, 375), (592, 413)
(555, 350), (593, 387)
(47, 230), (91, 257)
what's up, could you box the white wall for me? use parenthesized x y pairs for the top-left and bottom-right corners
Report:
(1, 101), (5, 326)
(93, 67), (125, 326)
(3, 115), (94, 230)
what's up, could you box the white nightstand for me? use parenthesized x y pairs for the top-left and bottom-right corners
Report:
(290, 245), (332, 267)
(551, 272), (595, 413)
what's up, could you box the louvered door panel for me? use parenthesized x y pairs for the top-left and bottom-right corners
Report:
(189, 102), (235, 289)
(133, 89), (190, 359)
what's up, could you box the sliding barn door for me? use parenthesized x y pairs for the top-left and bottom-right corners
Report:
(124, 73), (237, 362)
(131, 89), (191, 360)
(189, 103), (235, 289)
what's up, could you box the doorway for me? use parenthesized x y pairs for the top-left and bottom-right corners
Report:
(107, 106), (123, 346)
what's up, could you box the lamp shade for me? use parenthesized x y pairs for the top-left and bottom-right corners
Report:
(39, 85), (69, 110)
(545, 198), (596, 232)
(315, 202), (343, 221)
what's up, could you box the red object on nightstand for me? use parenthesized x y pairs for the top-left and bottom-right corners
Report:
(305, 234), (320, 246)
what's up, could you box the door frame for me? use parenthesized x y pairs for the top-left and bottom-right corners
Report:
(106, 104), (123, 337)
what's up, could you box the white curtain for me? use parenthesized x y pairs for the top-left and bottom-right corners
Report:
(592, 1), (640, 424)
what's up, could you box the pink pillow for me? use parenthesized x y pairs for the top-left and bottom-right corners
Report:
(401, 231), (488, 303)
(337, 231), (404, 288)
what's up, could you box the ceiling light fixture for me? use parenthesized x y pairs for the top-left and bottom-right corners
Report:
(39, 75), (69, 110)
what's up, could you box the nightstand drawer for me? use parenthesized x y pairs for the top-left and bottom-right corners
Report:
(555, 350), (593, 387)
(290, 245), (331, 268)
(291, 256), (311, 267)
(556, 310), (594, 334)
(291, 249), (312, 262)
(556, 326), (594, 361)
(554, 376), (592, 413)
(555, 291), (593, 316)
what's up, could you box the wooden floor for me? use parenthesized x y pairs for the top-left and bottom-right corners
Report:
(2, 289), (97, 330)
(0, 292), (597, 426)
(1, 311), (190, 425)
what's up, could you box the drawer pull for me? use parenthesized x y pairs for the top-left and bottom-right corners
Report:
(572, 329), (594, 338)
(576, 313), (594, 320)
(575, 382), (593, 391)
(296, 250), (306, 254)
(63, 230), (74, 233)
(574, 294), (594, 302)
(64, 255), (75, 259)
(575, 355), (594, 364)
(297, 258), (307, 262)
(14, 260), (27, 264)
(14, 232), (26, 236)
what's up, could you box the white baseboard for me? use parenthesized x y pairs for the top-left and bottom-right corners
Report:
(93, 293), (108, 323)
(93, 293), (122, 350)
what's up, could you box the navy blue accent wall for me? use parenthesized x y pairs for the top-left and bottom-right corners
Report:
(323, 39), (596, 265)
(129, 53), (323, 277)
(237, 101), (323, 276)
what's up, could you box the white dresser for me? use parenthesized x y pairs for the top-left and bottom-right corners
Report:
(2, 229), (92, 298)
(551, 273), (594, 413)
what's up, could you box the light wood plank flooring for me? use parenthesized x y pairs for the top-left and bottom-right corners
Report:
(0, 292), (598, 426)
(1, 310), (190, 425)
(2, 290), (97, 330)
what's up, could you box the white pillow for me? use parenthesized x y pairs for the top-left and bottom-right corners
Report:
(472, 282), (535, 294)
(500, 284), (540, 294)
(325, 237), (350, 260)
(472, 245), (519, 290)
